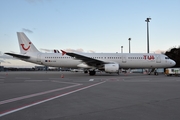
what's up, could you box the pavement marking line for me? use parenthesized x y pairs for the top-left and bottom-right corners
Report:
(0, 83), (81, 105)
(0, 81), (106, 117)
(89, 79), (94, 81)
(25, 80), (50, 82)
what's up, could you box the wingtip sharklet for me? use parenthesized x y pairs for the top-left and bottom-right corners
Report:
(61, 50), (66, 56)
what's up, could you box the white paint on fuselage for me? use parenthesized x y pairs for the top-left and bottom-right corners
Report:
(22, 52), (175, 69)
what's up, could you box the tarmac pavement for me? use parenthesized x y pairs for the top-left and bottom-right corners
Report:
(0, 71), (180, 120)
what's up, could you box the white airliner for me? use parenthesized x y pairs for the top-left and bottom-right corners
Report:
(5, 32), (175, 75)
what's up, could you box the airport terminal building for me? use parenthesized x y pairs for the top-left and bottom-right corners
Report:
(0, 66), (4, 71)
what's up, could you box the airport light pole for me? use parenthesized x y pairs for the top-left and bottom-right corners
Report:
(145, 17), (151, 53)
(128, 38), (131, 53)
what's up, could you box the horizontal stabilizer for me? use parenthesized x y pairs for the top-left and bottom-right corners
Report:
(5, 53), (30, 59)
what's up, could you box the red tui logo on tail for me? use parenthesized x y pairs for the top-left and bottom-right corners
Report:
(21, 42), (31, 51)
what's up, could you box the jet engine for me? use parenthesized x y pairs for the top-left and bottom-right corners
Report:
(104, 63), (120, 73)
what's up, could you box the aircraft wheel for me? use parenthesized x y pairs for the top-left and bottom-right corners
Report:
(89, 70), (96, 76)
(84, 71), (88, 74)
(154, 72), (158, 75)
(117, 70), (120, 75)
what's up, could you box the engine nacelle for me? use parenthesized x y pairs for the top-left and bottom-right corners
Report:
(104, 63), (119, 73)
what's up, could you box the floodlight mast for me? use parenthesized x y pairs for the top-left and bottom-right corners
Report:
(121, 46), (123, 53)
(145, 18), (151, 53)
(128, 38), (131, 53)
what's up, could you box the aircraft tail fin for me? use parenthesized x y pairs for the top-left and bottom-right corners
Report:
(17, 32), (39, 54)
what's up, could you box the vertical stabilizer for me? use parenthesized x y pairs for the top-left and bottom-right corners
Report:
(17, 32), (39, 54)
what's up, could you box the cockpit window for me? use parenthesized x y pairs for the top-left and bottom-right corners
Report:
(165, 57), (169, 59)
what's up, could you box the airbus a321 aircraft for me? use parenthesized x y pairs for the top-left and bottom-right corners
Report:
(5, 32), (176, 75)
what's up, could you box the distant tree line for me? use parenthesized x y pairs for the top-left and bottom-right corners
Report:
(165, 46), (180, 67)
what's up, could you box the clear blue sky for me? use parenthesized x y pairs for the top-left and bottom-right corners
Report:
(0, 0), (180, 67)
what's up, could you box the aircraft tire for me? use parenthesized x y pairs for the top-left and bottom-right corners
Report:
(84, 71), (88, 74)
(89, 71), (96, 76)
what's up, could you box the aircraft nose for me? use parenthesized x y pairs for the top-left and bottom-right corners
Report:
(171, 60), (176, 66)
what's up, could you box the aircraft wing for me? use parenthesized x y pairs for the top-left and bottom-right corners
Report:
(5, 53), (30, 59)
(61, 50), (105, 67)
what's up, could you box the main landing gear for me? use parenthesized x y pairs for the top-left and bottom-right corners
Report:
(89, 70), (96, 76)
(148, 68), (158, 75)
